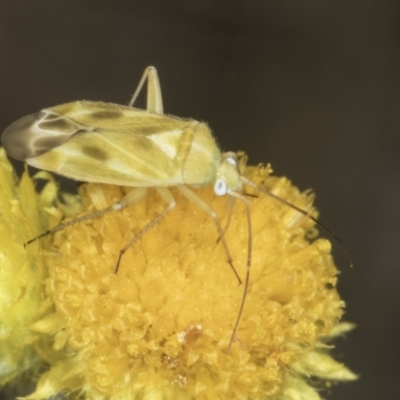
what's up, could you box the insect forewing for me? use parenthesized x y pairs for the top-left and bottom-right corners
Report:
(2, 101), (222, 187)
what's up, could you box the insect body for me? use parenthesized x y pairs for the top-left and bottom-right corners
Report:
(2, 101), (230, 190)
(2, 67), (253, 349)
(1, 67), (348, 350)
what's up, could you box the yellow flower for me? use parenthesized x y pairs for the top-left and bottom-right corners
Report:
(0, 148), (61, 386)
(0, 150), (356, 399)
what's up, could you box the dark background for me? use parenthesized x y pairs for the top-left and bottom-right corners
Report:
(1, 1), (399, 399)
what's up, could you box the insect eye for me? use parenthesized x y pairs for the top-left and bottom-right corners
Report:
(214, 179), (227, 196)
(226, 157), (237, 167)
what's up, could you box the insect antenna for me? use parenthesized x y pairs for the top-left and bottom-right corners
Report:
(224, 175), (352, 351)
(241, 176), (353, 268)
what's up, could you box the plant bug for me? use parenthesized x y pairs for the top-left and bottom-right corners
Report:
(1, 66), (350, 351)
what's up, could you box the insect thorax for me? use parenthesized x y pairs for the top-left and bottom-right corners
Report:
(181, 122), (222, 187)
(180, 123), (242, 194)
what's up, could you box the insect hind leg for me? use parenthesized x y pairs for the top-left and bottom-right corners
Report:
(25, 204), (116, 246)
(128, 66), (163, 115)
(25, 187), (149, 246)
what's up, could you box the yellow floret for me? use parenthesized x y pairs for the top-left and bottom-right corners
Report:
(0, 150), (356, 399)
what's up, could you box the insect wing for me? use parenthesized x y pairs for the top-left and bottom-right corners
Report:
(2, 101), (198, 187)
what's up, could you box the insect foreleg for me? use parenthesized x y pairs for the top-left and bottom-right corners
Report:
(216, 196), (236, 244)
(225, 192), (252, 352)
(128, 66), (163, 114)
(176, 185), (242, 285)
(115, 187), (176, 274)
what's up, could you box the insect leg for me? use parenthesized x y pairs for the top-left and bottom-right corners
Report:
(217, 196), (236, 243)
(225, 192), (252, 351)
(25, 205), (116, 246)
(176, 185), (242, 285)
(24, 187), (149, 246)
(115, 187), (176, 273)
(217, 191), (256, 243)
(128, 66), (163, 114)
